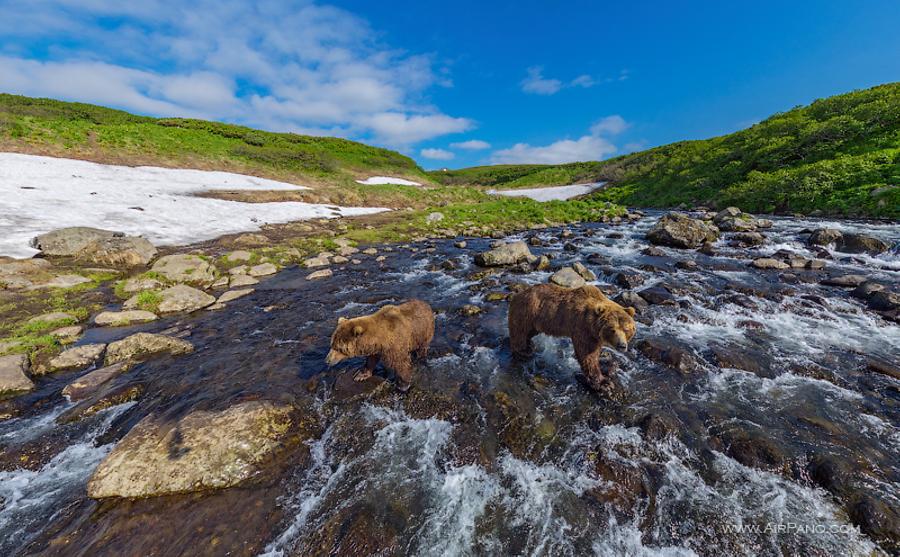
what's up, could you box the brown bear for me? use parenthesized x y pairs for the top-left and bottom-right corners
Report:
(326, 299), (435, 391)
(508, 283), (636, 389)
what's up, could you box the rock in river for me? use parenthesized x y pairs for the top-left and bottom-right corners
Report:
(646, 212), (719, 248)
(474, 241), (536, 267)
(62, 362), (129, 401)
(47, 343), (107, 373)
(156, 284), (216, 314)
(549, 267), (586, 288)
(0, 354), (33, 394)
(87, 401), (293, 498)
(94, 310), (159, 327)
(105, 332), (194, 365)
(151, 254), (217, 285)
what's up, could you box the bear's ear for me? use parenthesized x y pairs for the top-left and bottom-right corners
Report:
(626, 306), (636, 317)
(338, 317), (348, 323)
(352, 325), (364, 336)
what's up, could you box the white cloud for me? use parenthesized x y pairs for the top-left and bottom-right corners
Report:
(589, 115), (629, 136)
(571, 74), (595, 88)
(420, 148), (455, 160)
(520, 66), (562, 95)
(450, 139), (491, 150)
(0, 0), (472, 147)
(490, 115), (628, 164)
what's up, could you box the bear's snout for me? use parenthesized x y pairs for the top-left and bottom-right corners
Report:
(325, 349), (345, 366)
(614, 332), (630, 351)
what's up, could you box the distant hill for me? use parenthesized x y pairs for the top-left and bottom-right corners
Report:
(0, 94), (429, 188)
(433, 83), (900, 218)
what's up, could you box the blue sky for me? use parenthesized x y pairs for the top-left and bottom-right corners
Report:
(0, 1), (898, 170)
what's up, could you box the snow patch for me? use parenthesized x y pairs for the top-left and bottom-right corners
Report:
(487, 182), (604, 202)
(355, 176), (422, 186)
(0, 153), (388, 258)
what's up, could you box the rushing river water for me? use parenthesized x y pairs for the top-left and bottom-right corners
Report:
(1, 212), (898, 556)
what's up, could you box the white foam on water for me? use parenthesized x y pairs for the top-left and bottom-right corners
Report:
(0, 402), (134, 555)
(0, 152), (388, 258)
(0, 402), (74, 444)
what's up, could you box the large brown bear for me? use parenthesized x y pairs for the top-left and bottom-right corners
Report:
(326, 299), (434, 391)
(508, 284), (636, 389)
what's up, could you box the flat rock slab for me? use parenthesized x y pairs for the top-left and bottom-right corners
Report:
(0, 354), (33, 394)
(217, 289), (254, 304)
(229, 274), (259, 287)
(31, 227), (121, 256)
(151, 254), (216, 285)
(34, 275), (92, 289)
(105, 332), (194, 366)
(47, 343), (106, 374)
(307, 269), (333, 280)
(62, 362), (129, 401)
(94, 310), (159, 327)
(27, 311), (77, 324)
(248, 262), (278, 277)
(821, 274), (868, 287)
(87, 401), (293, 498)
(121, 276), (164, 294)
(156, 284), (216, 314)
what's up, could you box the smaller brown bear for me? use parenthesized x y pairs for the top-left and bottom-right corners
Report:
(326, 299), (435, 391)
(508, 283), (636, 389)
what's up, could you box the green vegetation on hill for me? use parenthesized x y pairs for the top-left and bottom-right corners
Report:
(435, 83), (900, 218)
(0, 93), (428, 186)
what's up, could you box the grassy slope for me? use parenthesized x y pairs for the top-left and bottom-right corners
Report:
(0, 93), (430, 187)
(433, 83), (900, 218)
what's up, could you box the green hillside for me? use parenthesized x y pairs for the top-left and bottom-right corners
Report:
(434, 83), (900, 218)
(0, 93), (429, 187)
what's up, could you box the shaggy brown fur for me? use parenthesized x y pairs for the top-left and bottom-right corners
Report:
(508, 284), (636, 388)
(326, 299), (435, 390)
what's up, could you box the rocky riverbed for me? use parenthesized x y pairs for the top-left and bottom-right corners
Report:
(0, 210), (898, 556)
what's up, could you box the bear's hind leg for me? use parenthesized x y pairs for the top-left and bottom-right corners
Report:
(509, 318), (535, 357)
(385, 350), (414, 391)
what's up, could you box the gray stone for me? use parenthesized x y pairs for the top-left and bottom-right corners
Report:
(808, 228), (842, 247)
(303, 256), (330, 268)
(750, 258), (790, 270)
(225, 250), (253, 262)
(47, 344), (106, 373)
(76, 236), (157, 267)
(105, 332), (194, 366)
(851, 282), (885, 300)
(62, 362), (129, 401)
(0, 354), (33, 394)
(35, 274), (92, 289)
(572, 262), (596, 281)
(151, 254), (216, 285)
(474, 241), (536, 267)
(821, 274), (868, 287)
(30, 227), (121, 256)
(836, 233), (890, 255)
(121, 276), (165, 294)
(50, 325), (84, 344)
(94, 310), (158, 327)
(307, 269), (333, 280)
(248, 262), (278, 277)
(646, 212), (719, 248)
(868, 290), (900, 311)
(87, 401), (294, 498)
(27, 311), (77, 324)
(229, 274), (259, 287)
(549, 267), (586, 288)
(156, 284), (216, 314)
(216, 288), (254, 304)
(426, 212), (444, 224)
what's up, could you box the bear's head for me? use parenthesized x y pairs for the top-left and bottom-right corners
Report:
(326, 316), (370, 365)
(596, 303), (636, 351)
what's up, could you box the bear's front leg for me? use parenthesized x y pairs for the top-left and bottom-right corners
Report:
(353, 354), (380, 382)
(384, 350), (414, 392)
(573, 336), (606, 390)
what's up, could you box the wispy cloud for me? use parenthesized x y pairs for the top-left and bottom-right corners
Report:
(520, 66), (563, 95)
(0, 0), (473, 147)
(490, 115), (627, 164)
(450, 139), (491, 150)
(420, 147), (455, 160)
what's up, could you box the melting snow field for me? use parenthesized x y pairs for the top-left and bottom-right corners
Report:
(488, 182), (604, 202)
(355, 176), (422, 186)
(0, 153), (389, 258)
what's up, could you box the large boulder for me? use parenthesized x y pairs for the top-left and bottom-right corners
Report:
(549, 267), (586, 288)
(151, 254), (216, 285)
(76, 236), (157, 267)
(836, 233), (890, 255)
(474, 241), (536, 267)
(646, 213), (719, 248)
(87, 401), (293, 498)
(156, 284), (216, 314)
(807, 228), (842, 247)
(105, 332), (194, 365)
(30, 227), (121, 256)
(0, 354), (33, 394)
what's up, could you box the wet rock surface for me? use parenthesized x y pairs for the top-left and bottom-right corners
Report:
(1, 211), (898, 556)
